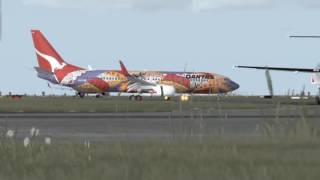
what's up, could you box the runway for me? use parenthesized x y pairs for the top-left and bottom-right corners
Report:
(1, 108), (319, 142)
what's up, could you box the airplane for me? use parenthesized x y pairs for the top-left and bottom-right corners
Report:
(32, 30), (240, 100)
(236, 64), (320, 83)
(235, 65), (320, 97)
(235, 36), (320, 90)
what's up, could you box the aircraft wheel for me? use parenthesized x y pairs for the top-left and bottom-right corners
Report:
(78, 92), (85, 98)
(96, 94), (101, 98)
(135, 95), (143, 101)
(129, 95), (135, 101)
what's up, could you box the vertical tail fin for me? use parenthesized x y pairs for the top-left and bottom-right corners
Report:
(31, 30), (83, 83)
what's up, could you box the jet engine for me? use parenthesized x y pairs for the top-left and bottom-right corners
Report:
(153, 85), (176, 96)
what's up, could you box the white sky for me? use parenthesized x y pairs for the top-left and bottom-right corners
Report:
(1, 0), (320, 95)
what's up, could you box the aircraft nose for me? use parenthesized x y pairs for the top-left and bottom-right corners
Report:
(227, 80), (240, 91)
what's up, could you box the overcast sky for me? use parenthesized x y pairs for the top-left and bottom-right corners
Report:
(2, 0), (320, 95)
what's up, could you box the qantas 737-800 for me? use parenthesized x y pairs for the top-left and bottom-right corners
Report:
(32, 30), (239, 99)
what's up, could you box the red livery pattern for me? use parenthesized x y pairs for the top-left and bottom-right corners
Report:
(162, 74), (190, 92)
(88, 79), (109, 92)
(31, 30), (83, 83)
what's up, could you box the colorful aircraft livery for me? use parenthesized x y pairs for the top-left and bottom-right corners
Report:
(32, 30), (239, 97)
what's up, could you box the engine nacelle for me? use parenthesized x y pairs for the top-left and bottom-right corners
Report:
(153, 85), (176, 96)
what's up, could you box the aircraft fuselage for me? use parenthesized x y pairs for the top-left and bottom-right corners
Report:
(52, 69), (239, 94)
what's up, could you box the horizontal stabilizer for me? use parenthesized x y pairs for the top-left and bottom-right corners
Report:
(34, 67), (59, 84)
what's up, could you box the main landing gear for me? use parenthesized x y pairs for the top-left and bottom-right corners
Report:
(77, 92), (85, 98)
(129, 95), (143, 101)
(95, 93), (107, 98)
(128, 95), (171, 101)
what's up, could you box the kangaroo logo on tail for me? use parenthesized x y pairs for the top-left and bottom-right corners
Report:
(32, 30), (83, 83)
(35, 49), (66, 73)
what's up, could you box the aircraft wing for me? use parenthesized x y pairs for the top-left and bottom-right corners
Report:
(119, 61), (155, 86)
(236, 66), (318, 73)
(127, 76), (155, 86)
(119, 61), (156, 86)
(119, 61), (168, 94)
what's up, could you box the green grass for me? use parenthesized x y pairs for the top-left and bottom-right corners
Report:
(1, 108), (320, 180)
(0, 96), (316, 113)
(1, 96), (320, 179)
(1, 137), (320, 180)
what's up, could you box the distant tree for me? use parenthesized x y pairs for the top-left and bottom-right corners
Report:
(42, 91), (45, 97)
(0, 91), (2, 96)
(64, 93), (67, 97)
(8, 92), (12, 96)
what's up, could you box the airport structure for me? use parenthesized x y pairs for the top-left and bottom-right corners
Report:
(32, 30), (239, 99)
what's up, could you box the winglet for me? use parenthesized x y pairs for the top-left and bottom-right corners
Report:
(119, 60), (130, 76)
